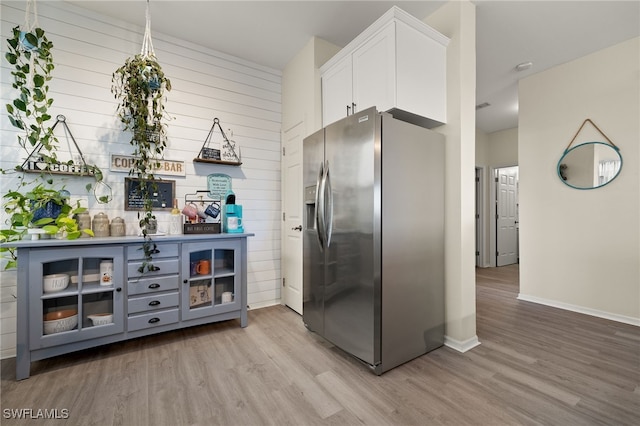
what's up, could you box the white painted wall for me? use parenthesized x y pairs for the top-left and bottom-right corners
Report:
(0, 1), (282, 357)
(426, 1), (479, 351)
(282, 37), (338, 136)
(489, 127), (518, 166)
(519, 37), (639, 324)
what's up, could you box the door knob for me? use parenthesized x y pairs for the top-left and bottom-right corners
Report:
(292, 225), (302, 231)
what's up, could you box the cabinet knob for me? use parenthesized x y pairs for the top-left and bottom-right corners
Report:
(149, 283), (160, 289)
(116, 287), (122, 292)
(183, 279), (188, 284)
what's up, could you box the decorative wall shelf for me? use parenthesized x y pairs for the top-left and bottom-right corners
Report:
(195, 118), (241, 165)
(193, 158), (242, 166)
(21, 115), (99, 177)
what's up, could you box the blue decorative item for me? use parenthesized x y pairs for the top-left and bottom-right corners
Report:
(19, 31), (37, 51)
(32, 201), (63, 222)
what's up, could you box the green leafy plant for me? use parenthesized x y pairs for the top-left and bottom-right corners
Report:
(1, 182), (93, 269)
(5, 26), (57, 163)
(1, 26), (102, 270)
(112, 54), (171, 273)
(4, 26), (111, 204)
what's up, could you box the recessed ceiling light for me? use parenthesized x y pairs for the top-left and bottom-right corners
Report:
(515, 61), (533, 72)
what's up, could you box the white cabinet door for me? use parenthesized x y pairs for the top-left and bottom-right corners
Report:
(321, 55), (352, 127)
(320, 11), (448, 128)
(352, 23), (396, 114)
(395, 22), (447, 124)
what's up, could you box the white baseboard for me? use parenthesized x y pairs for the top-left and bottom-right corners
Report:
(517, 293), (640, 327)
(444, 335), (481, 353)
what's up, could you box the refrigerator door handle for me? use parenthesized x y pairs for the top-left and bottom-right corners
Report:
(324, 161), (333, 247)
(316, 162), (326, 250)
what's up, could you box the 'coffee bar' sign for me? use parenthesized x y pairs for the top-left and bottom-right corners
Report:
(110, 154), (186, 177)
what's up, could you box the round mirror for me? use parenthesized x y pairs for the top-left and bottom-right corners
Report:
(557, 142), (622, 189)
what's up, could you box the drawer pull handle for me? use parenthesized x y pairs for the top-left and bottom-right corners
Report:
(149, 300), (161, 306)
(150, 265), (161, 272)
(151, 249), (161, 254)
(148, 317), (160, 324)
(149, 283), (160, 289)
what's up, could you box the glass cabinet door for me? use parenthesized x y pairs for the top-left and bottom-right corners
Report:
(181, 240), (240, 321)
(29, 247), (124, 348)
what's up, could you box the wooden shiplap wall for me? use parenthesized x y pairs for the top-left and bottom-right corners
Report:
(0, 1), (282, 358)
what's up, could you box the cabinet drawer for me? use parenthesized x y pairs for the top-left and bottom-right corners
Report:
(127, 243), (178, 260)
(128, 275), (179, 296)
(127, 258), (179, 278)
(128, 292), (179, 314)
(128, 309), (179, 332)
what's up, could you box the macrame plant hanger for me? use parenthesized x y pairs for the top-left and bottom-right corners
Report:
(21, 0), (40, 88)
(141, 0), (155, 58)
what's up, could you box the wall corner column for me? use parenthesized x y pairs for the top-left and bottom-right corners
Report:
(426, 0), (479, 351)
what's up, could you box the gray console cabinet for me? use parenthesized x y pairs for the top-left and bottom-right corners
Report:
(9, 234), (252, 380)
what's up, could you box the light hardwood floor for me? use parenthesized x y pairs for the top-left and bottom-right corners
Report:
(2, 265), (639, 425)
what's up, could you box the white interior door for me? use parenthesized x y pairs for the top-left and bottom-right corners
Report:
(281, 121), (304, 314)
(496, 166), (519, 266)
(475, 167), (483, 267)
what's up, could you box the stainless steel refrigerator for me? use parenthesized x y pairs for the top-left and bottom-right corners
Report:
(303, 107), (445, 375)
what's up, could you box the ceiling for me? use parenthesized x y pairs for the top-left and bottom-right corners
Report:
(66, 0), (640, 134)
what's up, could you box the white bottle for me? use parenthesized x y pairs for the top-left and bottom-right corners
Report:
(168, 199), (182, 235)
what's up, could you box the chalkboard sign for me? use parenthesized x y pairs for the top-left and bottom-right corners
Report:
(125, 178), (175, 211)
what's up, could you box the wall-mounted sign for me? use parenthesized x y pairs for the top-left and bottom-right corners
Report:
(110, 154), (186, 177)
(207, 173), (232, 200)
(22, 156), (97, 176)
(124, 178), (175, 211)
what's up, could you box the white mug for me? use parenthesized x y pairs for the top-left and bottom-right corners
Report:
(99, 260), (113, 286)
(221, 292), (233, 303)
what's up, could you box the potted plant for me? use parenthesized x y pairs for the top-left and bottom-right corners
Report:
(1, 182), (94, 269)
(112, 53), (172, 273)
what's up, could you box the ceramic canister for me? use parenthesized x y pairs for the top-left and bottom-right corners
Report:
(75, 211), (92, 238)
(110, 217), (126, 237)
(92, 212), (110, 237)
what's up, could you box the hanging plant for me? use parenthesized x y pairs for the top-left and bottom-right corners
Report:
(111, 0), (171, 273)
(1, 7), (94, 269)
(5, 25), (56, 162)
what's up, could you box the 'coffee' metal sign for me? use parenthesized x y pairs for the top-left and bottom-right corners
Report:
(22, 156), (97, 176)
(110, 154), (186, 177)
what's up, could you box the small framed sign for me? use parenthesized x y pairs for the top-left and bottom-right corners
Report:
(124, 178), (175, 211)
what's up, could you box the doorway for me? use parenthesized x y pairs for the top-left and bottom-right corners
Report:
(281, 120), (305, 314)
(495, 166), (519, 266)
(475, 167), (486, 267)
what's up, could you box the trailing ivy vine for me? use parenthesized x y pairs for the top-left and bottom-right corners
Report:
(112, 54), (171, 273)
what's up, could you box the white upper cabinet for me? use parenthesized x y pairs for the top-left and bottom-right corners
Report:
(321, 7), (449, 128)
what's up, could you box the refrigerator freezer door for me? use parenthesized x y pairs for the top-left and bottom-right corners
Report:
(379, 113), (445, 373)
(302, 128), (326, 335)
(323, 107), (380, 366)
